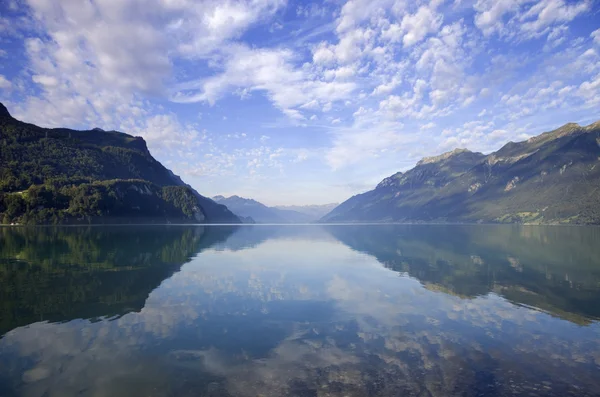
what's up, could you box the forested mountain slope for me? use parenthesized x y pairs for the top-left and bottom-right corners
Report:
(0, 103), (239, 224)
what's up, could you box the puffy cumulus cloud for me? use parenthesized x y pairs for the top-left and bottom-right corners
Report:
(473, 0), (529, 36)
(384, 5), (444, 47)
(335, 0), (395, 34)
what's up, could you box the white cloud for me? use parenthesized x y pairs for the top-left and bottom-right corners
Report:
(519, 0), (589, 37)
(335, 0), (395, 34)
(172, 45), (356, 118)
(578, 73), (600, 106)
(10, 0), (286, 128)
(326, 120), (412, 170)
(372, 79), (401, 96)
(396, 5), (443, 47)
(0, 74), (11, 89)
(592, 29), (600, 45)
(544, 25), (568, 50)
(32, 74), (59, 87)
(473, 0), (524, 36)
(379, 79), (429, 118)
(132, 113), (205, 154)
(312, 42), (337, 65)
(296, 3), (328, 18)
(474, 0), (589, 39)
(420, 122), (436, 130)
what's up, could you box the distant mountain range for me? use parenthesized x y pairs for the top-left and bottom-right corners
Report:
(322, 120), (600, 225)
(0, 102), (240, 224)
(213, 196), (336, 223)
(274, 203), (338, 220)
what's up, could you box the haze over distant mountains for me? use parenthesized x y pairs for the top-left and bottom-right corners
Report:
(274, 203), (339, 220)
(322, 120), (600, 225)
(213, 196), (337, 223)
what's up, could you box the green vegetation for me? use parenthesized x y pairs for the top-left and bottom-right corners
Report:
(0, 103), (239, 224)
(322, 121), (600, 224)
(0, 180), (204, 224)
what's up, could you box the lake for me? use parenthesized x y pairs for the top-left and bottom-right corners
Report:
(1, 225), (600, 396)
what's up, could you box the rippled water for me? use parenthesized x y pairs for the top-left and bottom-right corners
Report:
(1, 225), (600, 396)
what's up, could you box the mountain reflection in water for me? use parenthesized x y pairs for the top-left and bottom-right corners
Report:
(0, 225), (599, 397)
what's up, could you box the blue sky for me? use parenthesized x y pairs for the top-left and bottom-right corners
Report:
(0, 0), (599, 205)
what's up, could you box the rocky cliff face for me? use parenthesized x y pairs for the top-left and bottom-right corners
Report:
(322, 120), (600, 224)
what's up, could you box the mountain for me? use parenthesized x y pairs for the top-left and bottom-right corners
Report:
(322, 120), (600, 224)
(274, 203), (339, 221)
(213, 195), (313, 223)
(0, 102), (240, 224)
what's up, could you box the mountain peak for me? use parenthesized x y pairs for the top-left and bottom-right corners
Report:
(527, 122), (582, 144)
(584, 120), (600, 131)
(0, 102), (11, 118)
(417, 148), (473, 166)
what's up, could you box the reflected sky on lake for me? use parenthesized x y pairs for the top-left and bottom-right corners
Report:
(1, 225), (600, 396)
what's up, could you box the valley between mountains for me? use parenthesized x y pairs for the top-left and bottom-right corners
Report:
(1, 101), (599, 225)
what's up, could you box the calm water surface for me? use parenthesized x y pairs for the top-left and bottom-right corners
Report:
(1, 225), (600, 396)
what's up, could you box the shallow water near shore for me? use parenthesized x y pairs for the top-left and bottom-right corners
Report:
(1, 224), (600, 396)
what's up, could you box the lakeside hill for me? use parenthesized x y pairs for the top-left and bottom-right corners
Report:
(0, 103), (240, 224)
(322, 120), (600, 225)
(213, 195), (314, 223)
